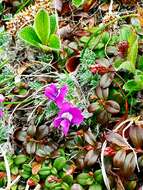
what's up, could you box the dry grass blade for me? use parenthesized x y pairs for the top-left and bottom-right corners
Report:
(101, 140), (111, 190)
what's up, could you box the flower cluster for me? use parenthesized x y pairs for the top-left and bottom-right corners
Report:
(0, 94), (5, 118)
(44, 84), (84, 136)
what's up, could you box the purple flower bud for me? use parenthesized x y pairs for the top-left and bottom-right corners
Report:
(44, 84), (68, 108)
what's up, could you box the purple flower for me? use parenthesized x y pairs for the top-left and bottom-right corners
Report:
(53, 102), (84, 136)
(0, 109), (4, 118)
(0, 94), (4, 103)
(44, 84), (68, 107)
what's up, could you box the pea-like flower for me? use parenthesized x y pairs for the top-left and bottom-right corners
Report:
(53, 102), (84, 136)
(44, 84), (68, 107)
(0, 94), (5, 103)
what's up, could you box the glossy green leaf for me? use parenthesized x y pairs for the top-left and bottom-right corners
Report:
(50, 14), (58, 34)
(48, 34), (61, 50)
(72, 0), (84, 7)
(53, 157), (66, 170)
(77, 173), (94, 186)
(89, 183), (102, 190)
(18, 26), (41, 48)
(34, 9), (50, 45)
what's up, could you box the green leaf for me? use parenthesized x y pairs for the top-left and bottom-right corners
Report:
(118, 61), (135, 73)
(18, 26), (41, 48)
(48, 34), (61, 50)
(50, 14), (58, 34)
(119, 25), (131, 41)
(138, 56), (143, 71)
(123, 75), (143, 93)
(34, 9), (50, 45)
(53, 157), (66, 171)
(77, 173), (94, 186)
(127, 31), (138, 73)
(72, 0), (84, 7)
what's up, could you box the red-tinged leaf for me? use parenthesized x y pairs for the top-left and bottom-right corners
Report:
(106, 132), (129, 149)
(32, 162), (41, 175)
(96, 86), (109, 99)
(15, 130), (27, 142)
(27, 125), (36, 136)
(123, 152), (136, 176)
(96, 86), (103, 99)
(84, 128), (96, 145)
(100, 73), (113, 88)
(105, 100), (120, 114)
(26, 142), (37, 154)
(87, 102), (101, 113)
(113, 149), (126, 168)
(129, 125), (143, 148)
(96, 110), (109, 124)
(84, 150), (98, 166)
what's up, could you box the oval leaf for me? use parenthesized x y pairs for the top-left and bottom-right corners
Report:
(113, 149), (126, 168)
(105, 100), (120, 114)
(50, 14), (58, 34)
(106, 132), (129, 149)
(34, 9), (50, 45)
(26, 142), (36, 154)
(84, 150), (98, 166)
(48, 34), (61, 50)
(123, 152), (136, 175)
(100, 73), (112, 88)
(18, 26), (41, 48)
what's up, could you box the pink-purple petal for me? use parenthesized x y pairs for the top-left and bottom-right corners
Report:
(55, 85), (68, 107)
(53, 117), (62, 128)
(58, 102), (72, 115)
(69, 107), (84, 125)
(0, 109), (4, 118)
(60, 119), (70, 136)
(44, 84), (58, 100)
